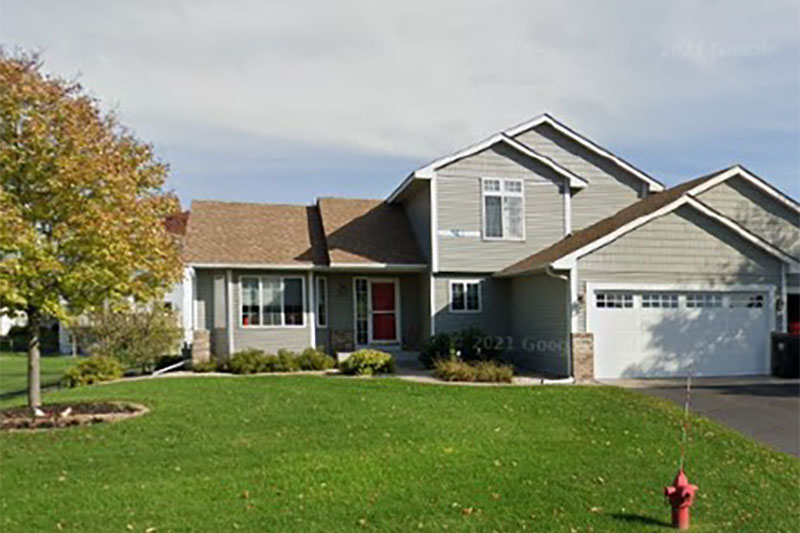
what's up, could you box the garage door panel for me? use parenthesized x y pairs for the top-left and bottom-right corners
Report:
(591, 290), (770, 379)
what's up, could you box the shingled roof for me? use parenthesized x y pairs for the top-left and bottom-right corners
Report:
(183, 198), (423, 268)
(497, 175), (716, 277)
(318, 198), (425, 265)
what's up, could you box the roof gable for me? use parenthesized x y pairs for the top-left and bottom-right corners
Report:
(504, 113), (665, 193)
(685, 165), (800, 215)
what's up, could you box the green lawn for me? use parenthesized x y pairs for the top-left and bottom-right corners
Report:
(1, 376), (797, 532)
(0, 352), (75, 396)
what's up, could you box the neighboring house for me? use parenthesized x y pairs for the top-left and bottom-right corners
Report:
(175, 113), (799, 379)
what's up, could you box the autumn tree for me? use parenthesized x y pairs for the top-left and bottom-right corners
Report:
(0, 51), (182, 406)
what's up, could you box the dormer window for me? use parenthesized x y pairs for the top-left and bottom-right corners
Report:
(482, 178), (524, 240)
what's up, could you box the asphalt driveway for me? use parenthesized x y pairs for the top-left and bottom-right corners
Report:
(604, 377), (800, 457)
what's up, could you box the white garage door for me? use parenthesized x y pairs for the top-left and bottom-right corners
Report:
(589, 289), (771, 379)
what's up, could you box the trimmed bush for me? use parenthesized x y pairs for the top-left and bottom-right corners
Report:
(339, 349), (395, 376)
(420, 327), (501, 368)
(62, 355), (123, 387)
(433, 359), (513, 383)
(229, 349), (269, 374)
(191, 359), (222, 373)
(274, 349), (300, 372)
(297, 348), (336, 371)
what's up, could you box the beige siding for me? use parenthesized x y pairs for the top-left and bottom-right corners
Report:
(433, 275), (511, 337)
(575, 206), (783, 331)
(510, 274), (569, 376)
(402, 182), (432, 263)
(436, 143), (566, 272)
(513, 123), (643, 230)
(696, 177), (800, 257)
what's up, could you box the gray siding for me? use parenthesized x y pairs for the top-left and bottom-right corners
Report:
(433, 275), (511, 337)
(575, 206), (783, 331)
(232, 270), (313, 354)
(696, 177), (800, 258)
(436, 143), (566, 272)
(513, 123), (643, 230)
(510, 274), (569, 376)
(402, 182), (432, 262)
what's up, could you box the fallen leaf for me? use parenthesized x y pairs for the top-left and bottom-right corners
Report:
(461, 507), (474, 516)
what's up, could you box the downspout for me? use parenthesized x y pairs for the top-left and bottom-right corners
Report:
(545, 265), (573, 378)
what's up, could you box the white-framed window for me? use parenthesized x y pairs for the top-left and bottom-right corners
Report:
(482, 177), (524, 241)
(686, 293), (722, 309)
(240, 276), (305, 328)
(449, 280), (481, 313)
(316, 276), (328, 328)
(596, 291), (633, 309)
(641, 292), (679, 309)
(729, 293), (764, 309)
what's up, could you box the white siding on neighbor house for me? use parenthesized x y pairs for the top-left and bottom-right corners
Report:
(402, 182), (432, 263)
(435, 143), (566, 272)
(512, 123), (643, 231)
(695, 177), (800, 258)
(574, 206), (783, 332)
(433, 275), (512, 337)
(510, 274), (569, 376)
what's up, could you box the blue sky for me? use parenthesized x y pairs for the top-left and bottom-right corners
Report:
(1, 0), (798, 207)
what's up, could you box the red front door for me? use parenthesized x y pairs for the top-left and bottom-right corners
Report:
(371, 281), (397, 342)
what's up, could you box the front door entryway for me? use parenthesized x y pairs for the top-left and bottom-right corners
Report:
(354, 278), (399, 345)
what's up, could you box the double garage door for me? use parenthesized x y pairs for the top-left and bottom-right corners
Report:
(588, 288), (771, 379)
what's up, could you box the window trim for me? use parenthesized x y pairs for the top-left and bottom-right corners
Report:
(480, 177), (525, 242)
(239, 275), (306, 329)
(315, 276), (328, 328)
(448, 279), (482, 313)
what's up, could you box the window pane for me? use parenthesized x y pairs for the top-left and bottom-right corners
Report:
(355, 279), (369, 345)
(484, 196), (503, 238)
(483, 179), (501, 192)
(241, 278), (260, 326)
(316, 278), (327, 327)
(283, 278), (304, 325)
(466, 283), (480, 310)
(504, 196), (524, 239)
(262, 278), (282, 325)
(451, 283), (465, 310)
(504, 180), (522, 193)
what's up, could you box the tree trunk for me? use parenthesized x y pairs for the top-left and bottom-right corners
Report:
(27, 309), (42, 408)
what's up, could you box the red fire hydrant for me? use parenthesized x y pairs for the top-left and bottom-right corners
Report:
(664, 468), (698, 530)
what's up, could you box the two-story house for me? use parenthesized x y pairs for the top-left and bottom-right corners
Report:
(177, 114), (800, 380)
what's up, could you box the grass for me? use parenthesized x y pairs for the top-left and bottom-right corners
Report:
(0, 352), (75, 396)
(0, 376), (798, 532)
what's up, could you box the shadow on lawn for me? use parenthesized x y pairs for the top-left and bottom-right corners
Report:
(610, 513), (672, 528)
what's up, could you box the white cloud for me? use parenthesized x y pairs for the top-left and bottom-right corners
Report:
(1, 0), (798, 196)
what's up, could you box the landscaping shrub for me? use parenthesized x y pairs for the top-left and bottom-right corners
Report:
(62, 355), (123, 387)
(228, 348), (270, 374)
(274, 349), (300, 372)
(191, 359), (222, 373)
(77, 303), (182, 373)
(433, 359), (513, 383)
(420, 327), (501, 368)
(297, 348), (336, 371)
(339, 349), (394, 375)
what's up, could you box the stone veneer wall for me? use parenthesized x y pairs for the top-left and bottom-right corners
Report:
(192, 330), (210, 364)
(571, 333), (594, 382)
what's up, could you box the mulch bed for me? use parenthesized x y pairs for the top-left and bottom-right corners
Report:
(0, 402), (147, 431)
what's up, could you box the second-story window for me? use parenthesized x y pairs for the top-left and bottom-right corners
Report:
(482, 178), (524, 240)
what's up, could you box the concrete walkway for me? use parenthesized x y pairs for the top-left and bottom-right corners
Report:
(604, 377), (800, 457)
